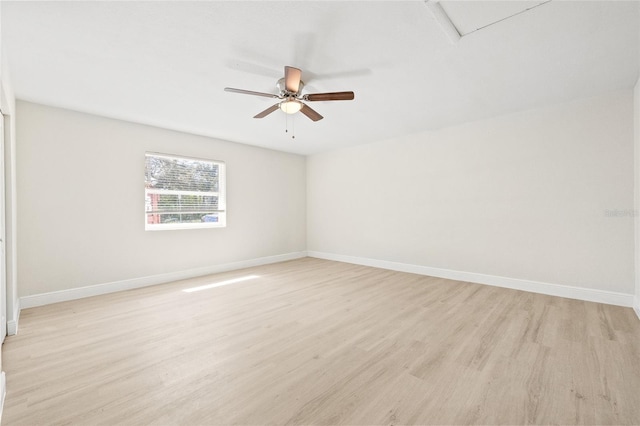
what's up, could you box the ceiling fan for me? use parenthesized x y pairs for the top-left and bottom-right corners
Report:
(224, 66), (355, 122)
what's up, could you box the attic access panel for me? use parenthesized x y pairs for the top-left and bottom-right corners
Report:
(439, 1), (548, 36)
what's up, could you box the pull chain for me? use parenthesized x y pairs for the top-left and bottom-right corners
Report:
(284, 112), (296, 139)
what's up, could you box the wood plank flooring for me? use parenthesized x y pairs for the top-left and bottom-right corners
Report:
(2, 257), (639, 425)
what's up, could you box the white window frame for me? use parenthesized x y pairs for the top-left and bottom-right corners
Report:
(145, 152), (226, 231)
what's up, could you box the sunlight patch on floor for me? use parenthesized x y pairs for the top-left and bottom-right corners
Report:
(182, 275), (260, 293)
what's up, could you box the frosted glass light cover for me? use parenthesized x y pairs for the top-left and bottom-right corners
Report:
(280, 100), (302, 114)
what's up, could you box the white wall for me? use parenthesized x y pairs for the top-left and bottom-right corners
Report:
(308, 91), (635, 297)
(16, 101), (306, 297)
(14, 91), (640, 306)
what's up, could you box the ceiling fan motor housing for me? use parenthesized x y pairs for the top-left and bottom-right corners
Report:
(277, 77), (304, 96)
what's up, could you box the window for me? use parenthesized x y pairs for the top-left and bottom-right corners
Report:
(145, 152), (226, 230)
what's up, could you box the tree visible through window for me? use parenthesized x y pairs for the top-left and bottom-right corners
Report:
(145, 153), (226, 230)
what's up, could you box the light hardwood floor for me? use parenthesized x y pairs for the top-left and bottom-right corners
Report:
(2, 257), (640, 425)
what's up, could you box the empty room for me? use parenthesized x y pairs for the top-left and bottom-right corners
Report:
(0, 0), (638, 424)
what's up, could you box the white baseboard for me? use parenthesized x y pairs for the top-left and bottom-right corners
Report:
(19, 251), (307, 310)
(7, 298), (19, 336)
(634, 297), (640, 320)
(308, 251), (635, 308)
(15, 250), (638, 318)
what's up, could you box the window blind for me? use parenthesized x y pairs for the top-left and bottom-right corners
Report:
(145, 153), (226, 230)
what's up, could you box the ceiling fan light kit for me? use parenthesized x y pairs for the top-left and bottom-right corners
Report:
(280, 98), (302, 114)
(224, 66), (355, 123)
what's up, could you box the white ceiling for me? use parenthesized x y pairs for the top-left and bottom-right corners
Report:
(2, 1), (639, 155)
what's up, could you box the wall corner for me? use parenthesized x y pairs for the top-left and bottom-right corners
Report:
(635, 74), (640, 320)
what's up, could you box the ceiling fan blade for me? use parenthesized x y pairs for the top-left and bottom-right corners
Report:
(300, 104), (323, 122)
(253, 104), (280, 119)
(305, 91), (355, 101)
(284, 66), (302, 93)
(224, 87), (279, 98)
